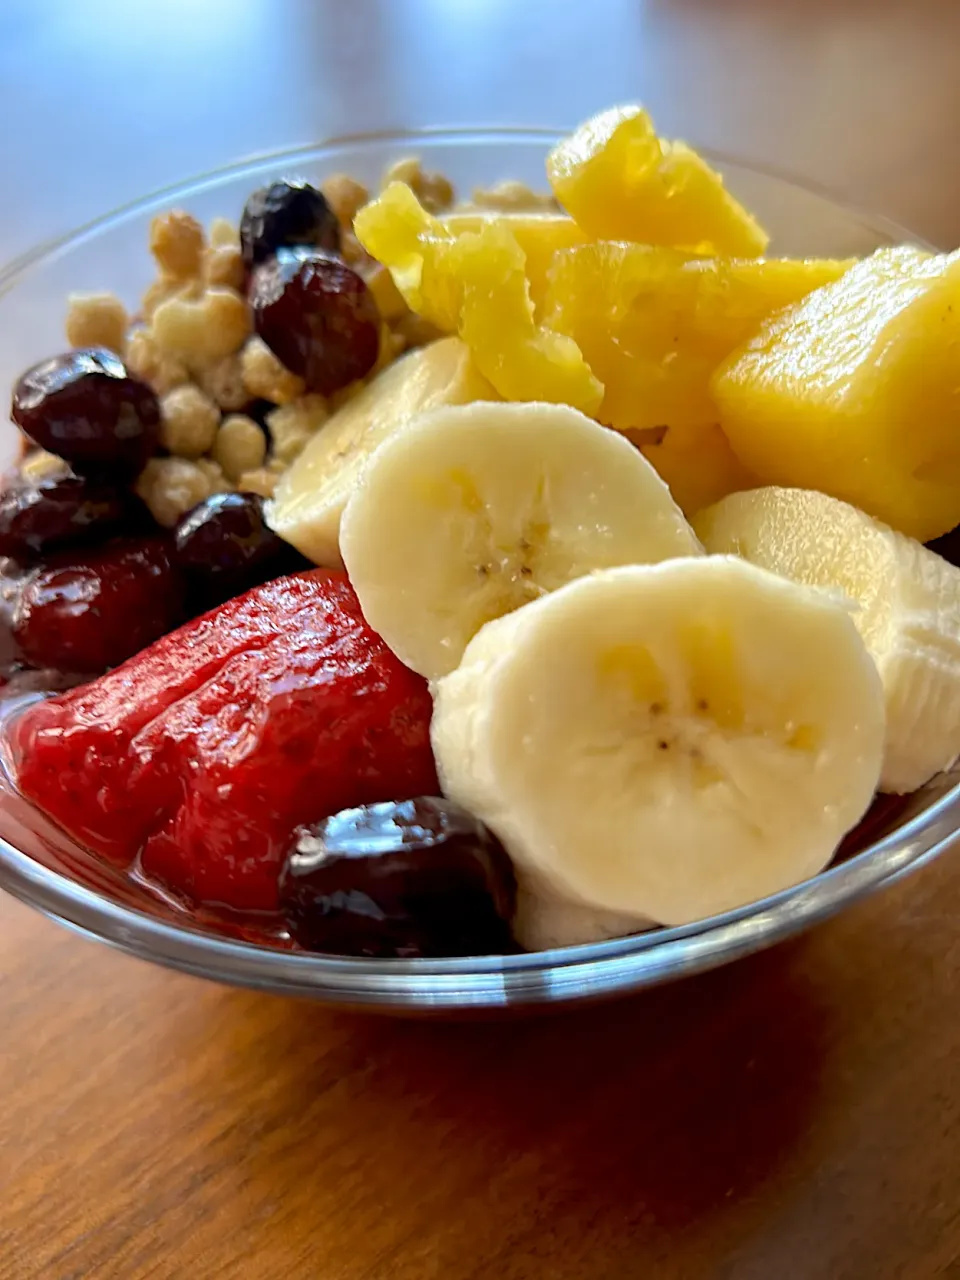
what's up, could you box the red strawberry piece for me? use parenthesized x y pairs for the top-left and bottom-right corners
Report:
(12, 569), (438, 912)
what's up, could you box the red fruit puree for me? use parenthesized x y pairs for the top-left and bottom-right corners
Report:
(11, 569), (438, 912)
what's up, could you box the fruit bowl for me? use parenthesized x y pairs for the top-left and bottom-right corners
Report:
(0, 128), (955, 1013)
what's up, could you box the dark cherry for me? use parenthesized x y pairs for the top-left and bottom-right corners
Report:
(240, 179), (340, 270)
(278, 797), (517, 958)
(250, 247), (380, 395)
(0, 459), (129, 560)
(11, 347), (161, 477)
(174, 491), (309, 609)
(927, 526), (960, 567)
(13, 536), (184, 675)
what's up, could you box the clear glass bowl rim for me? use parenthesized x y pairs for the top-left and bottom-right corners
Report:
(0, 126), (952, 1011)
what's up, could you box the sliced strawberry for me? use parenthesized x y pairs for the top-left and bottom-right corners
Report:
(13, 569), (439, 912)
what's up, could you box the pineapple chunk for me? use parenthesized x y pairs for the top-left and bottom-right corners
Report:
(354, 182), (461, 330)
(355, 185), (602, 413)
(441, 212), (587, 313)
(547, 105), (769, 257)
(544, 243), (854, 430)
(628, 422), (759, 516)
(714, 247), (960, 542)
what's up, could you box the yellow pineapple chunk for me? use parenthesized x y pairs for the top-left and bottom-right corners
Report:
(454, 224), (602, 412)
(441, 212), (587, 313)
(544, 243), (854, 430)
(547, 105), (769, 257)
(635, 423), (759, 517)
(714, 246), (960, 542)
(354, 182), (462, 329)
(355, 185), (602, 413)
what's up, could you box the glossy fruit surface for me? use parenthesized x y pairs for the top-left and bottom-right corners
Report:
(12, 536), (183, 674)
(713, 247), (960, 541)
(279, 797), (517, 957)
(175, 491), (307, 607)
(546, 104), (768, 255)
(250, 248), (380, 394)
(0, 461), (129, 559)
(12, 570), (439, 912)
(11, 348), (161, 476)
(240, 179), (340, 269)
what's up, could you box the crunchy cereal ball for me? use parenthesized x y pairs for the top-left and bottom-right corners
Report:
(140, 275), (189, 322)
(240, 336), (305, 405)
(196, 457), (232, 493)
(363, 262), (408, 322)
(65, 292), (128, 353)
(198, 353), (248, 411)
(382, 157), (454, 213)
(149, 210), (205, 279)
(213, 414), (267, 482)
(136, 456), (215, 527)
(159, 384), (221, 458)
(235, 466), (279, 498)
(322, 174), (370, 228)
(468, 180), (559, 213)
(265, 394), (328, 465)
(209, 217), (240, 248)
(124, 326), (190, 395)
(152, 287), (252, 370)
(204, 243), (245, 292)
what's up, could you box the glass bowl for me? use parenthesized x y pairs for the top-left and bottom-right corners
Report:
(0, 128), (955, 1014)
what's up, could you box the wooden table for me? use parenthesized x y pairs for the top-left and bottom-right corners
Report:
(3, 2), (960, 1276)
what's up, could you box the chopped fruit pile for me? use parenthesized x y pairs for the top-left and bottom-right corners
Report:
(6, 103), (960, 961)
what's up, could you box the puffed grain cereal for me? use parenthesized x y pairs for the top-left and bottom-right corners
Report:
(136, 456), (216, 527)
(240, 337), (306, 405)
(159, 384), (221, 458)
(65, 293), (128, 353)
(213, 415), (267, 482)
(149, 210), (204, 279)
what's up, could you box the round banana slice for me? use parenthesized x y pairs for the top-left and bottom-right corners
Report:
(695, 486), (960, 793)
(431, 557), (885, 927)
(512, 870), (654, 951)
(340, 401), (700, 679)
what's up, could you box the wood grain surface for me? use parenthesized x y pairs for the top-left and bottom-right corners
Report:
(3, 2), (960, 1277)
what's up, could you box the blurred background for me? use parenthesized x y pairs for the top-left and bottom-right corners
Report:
(3, 0), (960, 261)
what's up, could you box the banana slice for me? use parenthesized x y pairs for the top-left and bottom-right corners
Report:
(513, 870), (654, 951)
(695, 486), (960, 793)
(265, 337), (496, 568)
(431, 558), (884, 926)
(339, 401), (700, 679)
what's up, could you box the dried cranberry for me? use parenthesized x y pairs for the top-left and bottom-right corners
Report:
(175, 491), (309, 608)
(240, 180), (340, 270)
(0, 460), (130, 560)
(278, 797), (517, 958)
(11, 348), (161, 477)
(250, 248), (380, 395)
(13, 537), (184, 675)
